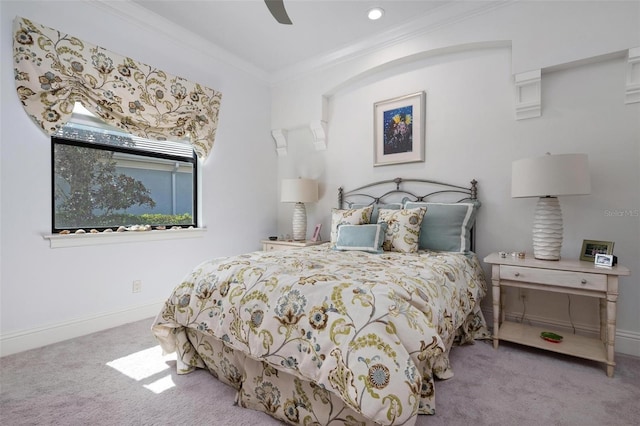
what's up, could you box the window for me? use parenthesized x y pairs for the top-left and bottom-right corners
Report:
(52, 105), (197, 233)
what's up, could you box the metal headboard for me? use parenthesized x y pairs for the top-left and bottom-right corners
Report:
(339, 177), (478, 207)
(338, 177), (479, 251)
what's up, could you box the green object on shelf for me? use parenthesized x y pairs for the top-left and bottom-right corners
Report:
(540, 331), (563, 343)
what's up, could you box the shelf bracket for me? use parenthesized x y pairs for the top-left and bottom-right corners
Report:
(271, 129), (288, 156)
(514, 69), (541, 120)
(625, 47), (640, 104)
(309, 120), (327, 150)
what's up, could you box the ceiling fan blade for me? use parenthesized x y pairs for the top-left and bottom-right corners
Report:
(265, 0), (293, 25)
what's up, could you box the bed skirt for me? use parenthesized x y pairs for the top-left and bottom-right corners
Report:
(162, 304), (489, 426)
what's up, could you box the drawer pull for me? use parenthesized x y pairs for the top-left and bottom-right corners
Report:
(581, 279), (587, 285)
(514, 272), (520, 277)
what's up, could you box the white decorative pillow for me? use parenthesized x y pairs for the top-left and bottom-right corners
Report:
(330, 206), (374, 247)
(334, 223), (388, 254)
(377, 207), (426, 253)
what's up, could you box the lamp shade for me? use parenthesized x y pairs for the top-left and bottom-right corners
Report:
(511, 153), (591, 198)
(281, 178), (318, 203)
(511, 153), (590, 260)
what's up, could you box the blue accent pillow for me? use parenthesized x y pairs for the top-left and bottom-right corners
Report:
(333, 223), (388, 254)
(350, 203), (402, 223)
(404, 201), (480, 252)
(330, 206), (374, 248)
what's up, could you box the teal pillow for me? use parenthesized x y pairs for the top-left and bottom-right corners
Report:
(349, 203), (402, 223)
(404, 201), (480, 252)
(333, 223), (388, 254)
(330, 206), (374, 247)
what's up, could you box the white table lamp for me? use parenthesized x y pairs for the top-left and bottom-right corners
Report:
(281, 178), (318, 241)
(512, 153), (590, 260)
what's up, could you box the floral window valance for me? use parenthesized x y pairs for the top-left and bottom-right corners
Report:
(12, 17), (222, 160)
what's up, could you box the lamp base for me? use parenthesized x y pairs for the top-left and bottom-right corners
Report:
(292, 202), (307, 241)
(532, 197), (563, 260)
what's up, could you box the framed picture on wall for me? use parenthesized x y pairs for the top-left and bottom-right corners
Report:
(374, 91), (426, 167)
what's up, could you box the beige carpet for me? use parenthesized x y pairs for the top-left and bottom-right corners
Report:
(1, 317), (639, 425)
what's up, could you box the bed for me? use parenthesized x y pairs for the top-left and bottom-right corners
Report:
(152, 178), (489, 425)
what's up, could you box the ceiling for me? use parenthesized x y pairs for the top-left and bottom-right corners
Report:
(129, 0), (461, 78)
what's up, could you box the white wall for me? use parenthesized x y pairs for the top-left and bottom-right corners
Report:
(274, 1), (640, 356)
(0, 1), (277, 354)
(2, 0), (638, 358)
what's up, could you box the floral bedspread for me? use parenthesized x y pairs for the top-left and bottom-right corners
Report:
(152, 244), (488, 425)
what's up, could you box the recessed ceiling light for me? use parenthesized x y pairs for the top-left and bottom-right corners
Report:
(368, 7), (384, 21)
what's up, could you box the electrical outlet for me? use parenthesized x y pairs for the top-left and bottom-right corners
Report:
(519, 289), (528, 301)
(132, 280), (142, 293)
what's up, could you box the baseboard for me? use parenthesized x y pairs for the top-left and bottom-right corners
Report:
(4, 303), (637, 358)
(480, 307), (640, 357)
(0, 301), (164, 357)
(615, 328), (640, 357)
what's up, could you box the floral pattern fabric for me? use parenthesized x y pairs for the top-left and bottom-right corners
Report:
(377, 207), (426, 253)
(12, 17), (222, 160)
(329, 206), (374, 247)
(152, 245), (488, 425)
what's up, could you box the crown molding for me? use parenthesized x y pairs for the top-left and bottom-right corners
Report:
(90, 0), (514, 86)
(270, 1), (515, 85)
(89, 0), (269, 83)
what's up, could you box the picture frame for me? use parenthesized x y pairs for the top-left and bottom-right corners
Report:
(374, 91), (426, 167)
(579, 239), (614, 262)
(594, 253), (614, 268)
(311, 223), (322, 242)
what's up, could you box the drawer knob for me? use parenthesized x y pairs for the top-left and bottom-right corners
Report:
(514, 272), (520, 277)
(581, 279), (587, 285)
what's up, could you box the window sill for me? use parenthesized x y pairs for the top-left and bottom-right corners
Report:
(43, 227), (207, 248)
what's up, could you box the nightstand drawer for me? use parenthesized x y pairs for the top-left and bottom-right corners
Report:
(261, 240), (325, 251)
(500, 265), (607, 291)
(263, 243), (293, 252)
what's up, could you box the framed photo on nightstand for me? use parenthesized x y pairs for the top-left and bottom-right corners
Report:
(311, 224), (322, 242)
(579, 239), (614, 262)
(595, 253), (614, 268)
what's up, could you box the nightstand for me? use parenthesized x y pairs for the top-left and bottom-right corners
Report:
(484, 252), (630, 377)
(261, 239), (325, 252)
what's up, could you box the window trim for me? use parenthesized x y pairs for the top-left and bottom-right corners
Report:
(43, 227), (207, 249)
(51, 136), (199, 234)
